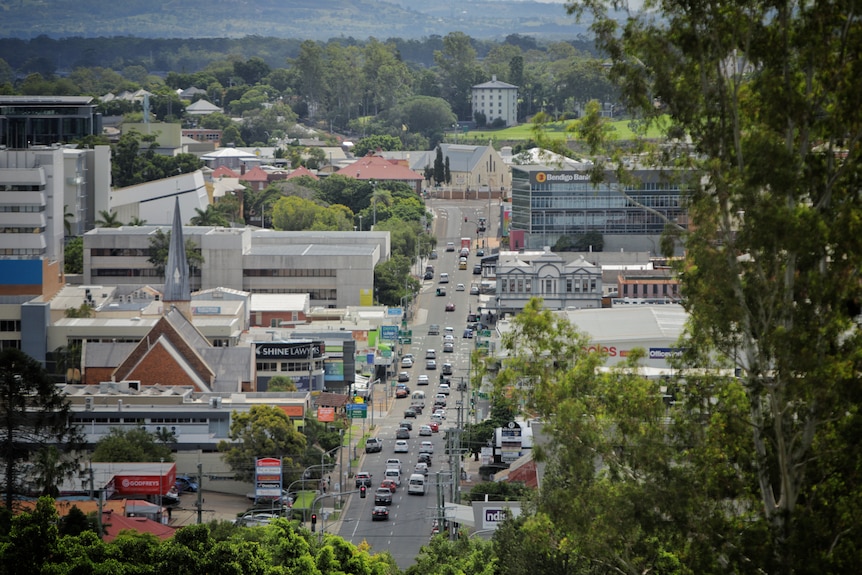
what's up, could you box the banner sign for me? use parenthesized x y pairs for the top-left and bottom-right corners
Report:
(256, 342), (325, 359)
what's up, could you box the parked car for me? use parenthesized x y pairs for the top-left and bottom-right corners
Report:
(394, 440), (409, 453)
(423, 271), (434, 280)
(175, 475), (199, 493)
(470, 285), (480, 295)
(473, 264), (482, 275)
(355, 472), (373, 487)
(374, 487), (393, 505)
(365, 437), (383, 453)
(372, 506), (390, 521)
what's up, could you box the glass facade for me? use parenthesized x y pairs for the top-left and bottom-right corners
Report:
(511, 166), (688, 248)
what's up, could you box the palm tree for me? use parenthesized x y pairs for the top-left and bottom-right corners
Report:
(243, 187), (282, 228)
(95, 210), (123, 228)
(63, 205), (75, 236)
(127, 216), (148, 226)
(370, 187), (393, 227)
(190, 205), (230, 227)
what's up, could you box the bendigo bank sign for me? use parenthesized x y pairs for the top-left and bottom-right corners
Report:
(256, 342), (325, 359)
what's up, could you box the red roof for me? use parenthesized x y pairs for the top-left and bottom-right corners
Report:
(101, 509), (176, 542)
(286, 166), (319, 181)
(240, 165), (269, 182)
(212, 165), (239, 178)
(337, 154), (423, 182)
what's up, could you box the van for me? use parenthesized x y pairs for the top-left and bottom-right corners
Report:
(439, 273), (449, 284)
(458, 260), (467, 270)
(407, 473), (426, 495)
(411, 390), (426, 400)
(383, 468), (401, 486)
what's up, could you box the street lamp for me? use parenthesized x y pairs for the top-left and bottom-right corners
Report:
(371, 180), (378, 227)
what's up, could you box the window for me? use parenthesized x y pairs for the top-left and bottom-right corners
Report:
(545, 279), (553, 293)
(525, 279), (531, 293)
(566, 278), (573, 293)
(517, 279), (524, 292)
(591, 279), (597, 292)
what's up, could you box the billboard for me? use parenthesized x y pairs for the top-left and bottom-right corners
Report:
(113, 466), (176, 496)
(256, 341), (325, 359)
(472, 501), (522, 530)
(255, 457), (283, 498)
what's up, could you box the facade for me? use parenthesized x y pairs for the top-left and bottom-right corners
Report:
(510, 165), (688, 253)
(615, 268), (681, 303)
(0, 96), (102, 149)
(83, 227), (388, 308)
(385, 143), (510, 196)
(471, 76), (518, 127)
(496, 247), (602, 315)
(336, 154), (425, 195)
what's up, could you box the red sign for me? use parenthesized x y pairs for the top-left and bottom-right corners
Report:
(318, 407), (335, 422)
(113, 467), (176, 496)
(256, 457), (281, 467)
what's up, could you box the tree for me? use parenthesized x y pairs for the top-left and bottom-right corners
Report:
(189, 204), (230, 227)
(147, 229), (204, 278)
(433, 146), (444, 186)
(353, 135), (402, 157)
(271, 195), (325, 231)
(217, 405), (306, 481)
(0, 349), (83, 508)
(434, 32), (483, 120)
(444, 156), (451, 185)
(266, 375), (297, 392)
(95, 209), (123, 228)
(64, 236), (83, 274)
(369, 187), (393, 228)
(92, 427), (173, 463)
(570, 0), (862, 571)
(385, 96), (457, 140)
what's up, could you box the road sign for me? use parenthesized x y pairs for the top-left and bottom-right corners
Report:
(479, 330), (491, 337)
(381, 325), (398, 340)
(398, 337), (412, 345)
(348, 406), (368, 419)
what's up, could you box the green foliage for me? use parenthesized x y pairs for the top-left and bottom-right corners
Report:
(147, 229), (205, 278)
(64, 237), (83, 274)
(266, 375), (297, 392)
(373, 255), (419, 307)
(95, 209), (123, 228)
(217, 405), (307, 481)
(466, 481), (530, 502)
(190, 205), (230, 227)
(407, 534), (496, 575)
(110, 131), (203, 188)
(92, 427), (174, 463)
(353, 135), (403, 157)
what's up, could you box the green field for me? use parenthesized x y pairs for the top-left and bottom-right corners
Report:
(457, 117), (667, 143)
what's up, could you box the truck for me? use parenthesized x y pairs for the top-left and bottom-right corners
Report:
(460, 237), (471, 252)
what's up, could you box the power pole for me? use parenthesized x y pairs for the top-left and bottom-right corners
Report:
(196, 463), (203, 524)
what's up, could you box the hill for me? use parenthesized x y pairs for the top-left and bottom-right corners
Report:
(1, 0), (587, 41)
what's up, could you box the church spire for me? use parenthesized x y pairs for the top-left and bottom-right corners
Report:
(163, 197), (191, 318)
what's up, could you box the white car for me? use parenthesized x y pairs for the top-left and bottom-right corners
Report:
(417, 375), (430, 385)
(415, 462), (429, 475)
(386, 458), (402, 472)
(439, 383), (450, 395)
(394, 440), (409, 453)
(425, 349), (436, 359)
(433, 408), (446, 419)
(426, 359), (437, 370)
(419, 441), (434, 454)
(444, 327), (454, 336)
(419, 425), (432, 436)
(456, 283), (465, 291)
(443, 334), (455, 343)
(401, 357), (414, 368)
(443, 342), (454, 353)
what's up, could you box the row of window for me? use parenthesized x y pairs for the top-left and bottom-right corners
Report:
(90, 248), (152, 257)
(500, 276), (598, 294)
(622, 283), (679, 296)
(244, 269), (336, 277)
(256, 360), (321, 372)
(0, 248), (45, 255)
(530, 194), (682, 210)
(252, 288), (338, 300)
(0, 340), (21, 350)
(476, 95), (507, 100)
(0, 320), (21, 332)
(0, 204), (45, 212)
(92, 268), (201, 277)
(0, 227), (43, 234)
(76, 417), (209, 423)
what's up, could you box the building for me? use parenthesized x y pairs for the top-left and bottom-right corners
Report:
(83, 227), (388, 308)
(510, 165), (688, 254)
(615, 268), (681, 303)
(0, 96), (102, 149)
(109, 170), (209, 226)
(496, 247), (603, 316)
(471, 75), (518, 128)
(336, 154), (425, 195)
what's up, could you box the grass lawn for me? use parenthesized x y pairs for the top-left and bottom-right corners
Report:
(461, 116), (667, 143)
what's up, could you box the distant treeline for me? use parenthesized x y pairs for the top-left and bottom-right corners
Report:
(0, 34), (596, 79)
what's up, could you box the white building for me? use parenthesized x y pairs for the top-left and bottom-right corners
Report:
(471, 75), (519, 127)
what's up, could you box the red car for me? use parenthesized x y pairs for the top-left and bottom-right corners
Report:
(396, 387), (409, 398)
(429, 421), (439, 432)
(380, 479), (398, 492)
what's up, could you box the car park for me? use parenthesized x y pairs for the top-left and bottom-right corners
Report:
(396, 427), (410, 439)
(419, 441), (434, 454)
(372, 506), (390, 520)
(365, 437), (383, 453)
(401, 356), (413, 368)
(425, 349), (436, 359)
(394, 440), (409, 453)
(439, 273), (450, 283)
(399, 420), (413, 431)
(456, 283), (465, 291)
(445, 302), (456, 312)
(442, 363), (453, 375)
(419, 424), (432, 436)
(417, 374), (429, 385)
(426, 359), (437, 370)
(398, 372), (409, 382)
(428, 324), (440, 335)
(374, 487), (393, 505)
(380, 479), (398, 492)
(443, 342), (454, 353)
(439, 383), (450, 395)
(355, 472), (373, 487)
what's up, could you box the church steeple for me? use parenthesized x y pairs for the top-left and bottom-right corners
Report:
(163, 197), (191, 319)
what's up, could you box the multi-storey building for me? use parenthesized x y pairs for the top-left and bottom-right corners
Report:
(0, 96), (101, 149)
(471, 76), (519, 127)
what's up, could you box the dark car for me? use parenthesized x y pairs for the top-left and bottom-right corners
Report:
(175, 475), (199, 493)
(423, 271), (433, 280)
(355, 472), (373, 487)
(399, 420), (413, 431)
(374, 487), (393, 505)
(403, 408), (417, 418)
(429, 250), (438, 260)
(372, 506), (390, 521)
(473, 264), (482, 275)
(445, 302), (455, 312)
(463, 328), (473, 338)
(476, 249), (485, 256)
(418, 452), (433, 466)
(398, 372), (410, 382)
(396, 427), (410, 439)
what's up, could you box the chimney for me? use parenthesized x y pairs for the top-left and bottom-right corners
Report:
(240, 163), (246, 175)
(492, 74), (497, 82)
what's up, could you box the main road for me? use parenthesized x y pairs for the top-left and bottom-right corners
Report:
(333, 198), (497, 569)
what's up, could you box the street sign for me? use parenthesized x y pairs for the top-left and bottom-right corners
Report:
(479, 330), (491, 337)
(381, 325), (398, 340)
(387, 307), (403, 317)
(398, 337), (412, 344)
(347, 404), (368, 419)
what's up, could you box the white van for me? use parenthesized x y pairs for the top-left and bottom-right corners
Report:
(407, 473), (426, 495)
(383, 468), (401, 486)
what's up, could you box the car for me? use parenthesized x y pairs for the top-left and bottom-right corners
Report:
(442, 363), (453, 375)
(473, 264), (482, 275)
(397, 371), (410, 382)
(435, 287), (447, 296)
(394, 440), (409, 453)
(380, 479), (398, 493)
(444, 326), (454, 336)
(476, 249), (485, 257)
(385, 459), (402, 472)
(456, 283), (465, 291)
(426, 359), (437, 370)
(365, 437), (383, 453)
(445, 242), (455, 252)
(428, 421), (440, 433)
(425, 349), (436, 359)
(429, 250), (438, 260)
(355, 472), (373, 487)
(463, 328), (473, 338)
(403, 353), (414, 361)
(400, 420), (413, 431)
(419, 425), (432, 436)
(419, 441), (434, 454)
(423, 271), (433, 280)
(403, 408), (417, 418)
(443, 334), (455, 343)
(431, 413), (443, 424)
(417, 374), (429, 385)
(410, 403), (424, 414)
(374, 487), (393, 505)
(396, 387), (409, 398)
(372, 506), (390, 521)
(445, 302), (456, 312)
(414, 462), (429, 476)
(433, 408), (446, 419)
(428, 324), (440, 335)
(401, 356), (413, 368)
(175, 475), (199, 493)
(439, 273), (449, 283)
(439, 383), (450, 395)
(234, 512), (281, 527)
(470, 285), (480, 295)
(396, 427), (410, 439)
(443, 342), (454, 353)
(434, 394), (447, 407)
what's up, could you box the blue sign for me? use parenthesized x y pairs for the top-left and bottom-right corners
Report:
(387, 307), (403, 317)
(346, 404), (367, 412)
(381, 325), (398, 340)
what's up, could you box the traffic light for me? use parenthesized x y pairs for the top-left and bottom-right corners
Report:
(360, 485), (367, 498)
(311, 513), (317, 532)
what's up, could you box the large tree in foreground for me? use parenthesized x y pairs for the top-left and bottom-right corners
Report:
(0, 349), (83, 509)
(565, 0), (862, 572)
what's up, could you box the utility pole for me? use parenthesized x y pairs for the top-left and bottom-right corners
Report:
(196, 463), (203, 524)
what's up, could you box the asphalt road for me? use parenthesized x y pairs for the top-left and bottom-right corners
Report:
(334, 199), (496, 569)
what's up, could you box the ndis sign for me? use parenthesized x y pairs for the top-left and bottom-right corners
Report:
(474, 501), (522, 530)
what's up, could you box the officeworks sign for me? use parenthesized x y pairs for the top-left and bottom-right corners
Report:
(473, 501), (522, 530)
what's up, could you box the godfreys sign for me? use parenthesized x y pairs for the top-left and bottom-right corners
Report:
(531, 171), (591, 185)
(256, 342), (325, 359)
